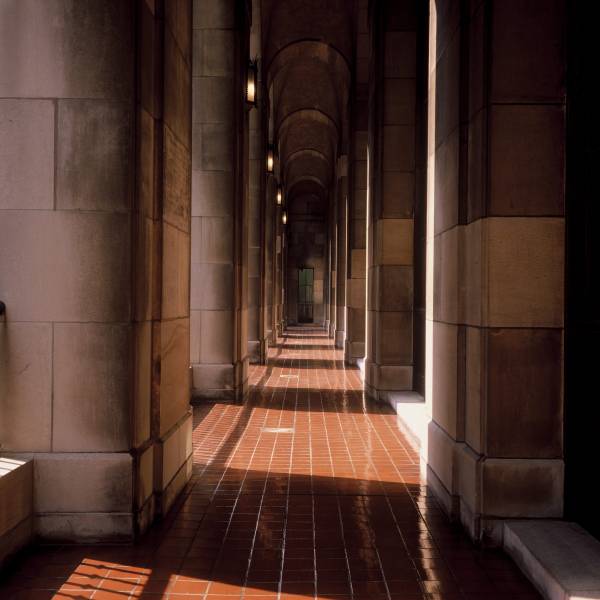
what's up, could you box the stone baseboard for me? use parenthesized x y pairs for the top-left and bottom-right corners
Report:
(364, 360), (413, 398)
(35, 513), (133, 543)
(26, 451), (134, 542)
(1, 424), (194, 545)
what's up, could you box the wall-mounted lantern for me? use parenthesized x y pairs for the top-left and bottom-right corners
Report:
(282, 211), (287, 225)
(246, 59), (258, 107)
(266, 144), (274, 173)
(276, 184), (283, 205)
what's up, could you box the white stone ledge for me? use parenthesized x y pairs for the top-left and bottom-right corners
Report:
(384, 391), (429, 464)
(504, 520), (600, 600)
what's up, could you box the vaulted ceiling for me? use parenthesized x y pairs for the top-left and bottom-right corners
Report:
(261, 0), (354, 211)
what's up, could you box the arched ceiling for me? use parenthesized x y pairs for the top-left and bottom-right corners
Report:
(261, 0), (352, 207)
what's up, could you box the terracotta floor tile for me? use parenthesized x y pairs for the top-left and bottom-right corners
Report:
(0, 326), (542, 600)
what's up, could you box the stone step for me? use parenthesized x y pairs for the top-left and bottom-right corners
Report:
(504, 520), (600, 600)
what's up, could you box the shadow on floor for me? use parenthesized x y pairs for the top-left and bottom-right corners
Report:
(197, 392), (397, 416)
(273, 344), (335, 351)
(0, 403), (541, 600)
(263, 358), (352, 370)
(0, 327), (541, 600)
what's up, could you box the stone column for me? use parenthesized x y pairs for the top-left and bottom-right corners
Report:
(345, 7), (369, 365)
(424, 0), (467, 521)
(191, 0), (250, 401)
(280, 224), (288, 332)
(346, 138), (367, 363)
(151, 0), (193, 522)
(425, 0), (566, 543)
(334, 156), (348, 348)
(323, 207), (332, 334)
(328, 193), (338, 338)
(274, 205), (285, 338)
(262, 177), (275, 352)
(280, 234), (284, 336)
(0, 0), (193, 540)
(248, 0), (263, 363)
(365, 0), (419, 400)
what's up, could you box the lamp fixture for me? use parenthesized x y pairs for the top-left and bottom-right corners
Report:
(246, 59), (258, 107)
(282, 211), (287, 225)
(276, 184), (283, 205)
(266, 144), (274, 173)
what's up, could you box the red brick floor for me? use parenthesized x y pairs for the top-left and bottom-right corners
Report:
(0, 326), (541, 599)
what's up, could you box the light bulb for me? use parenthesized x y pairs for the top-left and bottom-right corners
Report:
(247, 80), (255, 104)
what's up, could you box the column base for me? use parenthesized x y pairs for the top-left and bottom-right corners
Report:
(0, 451), (135, 543)
(258, 337), (268, 363)
(424, 419), (565, 546)
(8, 410), (195, 544)
(191, 361), (249, 403)
(247, 340), (261, 364)
(344, 340), (365, 365)
(364, 360), (413, 401)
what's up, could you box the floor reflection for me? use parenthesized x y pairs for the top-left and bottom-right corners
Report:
(0, 327), (540, 599)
